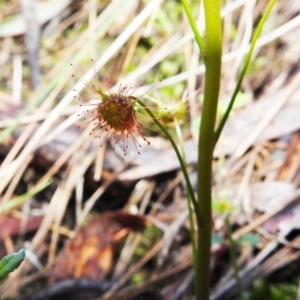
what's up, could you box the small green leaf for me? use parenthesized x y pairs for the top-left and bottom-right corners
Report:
(237, 234), (260, 246)
(0, 249), (25, 277)
(212, 199), (237, 215)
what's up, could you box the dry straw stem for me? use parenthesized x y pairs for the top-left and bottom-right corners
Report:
(222, 0), (255, 90)
(159, 13), (300, 88)
(101, 240), (163, 299)
(47, 151), (95, 265)
(230, 69), (300, 161)
(113, 180), (155, 280)
(76, 161), (129, 228)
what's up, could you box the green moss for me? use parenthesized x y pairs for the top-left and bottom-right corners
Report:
(135, 225), (162, 258)
(248, 279), (298, 300)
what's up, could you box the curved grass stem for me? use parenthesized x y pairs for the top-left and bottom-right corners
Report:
(214, 0), (278, 145)
(136, 99), (204, 229)
(181, 0), (205, 54)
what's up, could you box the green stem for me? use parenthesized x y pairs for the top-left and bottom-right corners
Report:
(181, 0), (205, 54)
(196, 0), (222, 299)
(136, 99), (204, 228)
(186, 188), (197, 270)
(174, 120), (198, 275)
(214, 0), (277, 145)
(180, 1), (276, 299)
(225, 215), (245, 300)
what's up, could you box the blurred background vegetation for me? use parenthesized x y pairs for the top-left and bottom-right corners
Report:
(0, 0), (300, 299)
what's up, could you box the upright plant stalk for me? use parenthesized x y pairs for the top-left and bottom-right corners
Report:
(181, 0), (276, 299)
(196, 1), (222, 299)
(181, 0), (222, 298)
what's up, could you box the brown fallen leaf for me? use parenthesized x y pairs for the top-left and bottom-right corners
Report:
(49, 211), (149, 283)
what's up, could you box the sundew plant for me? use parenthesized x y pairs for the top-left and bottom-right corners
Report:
(73, 1), (277, 299)
(73, 61), (151, 156)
